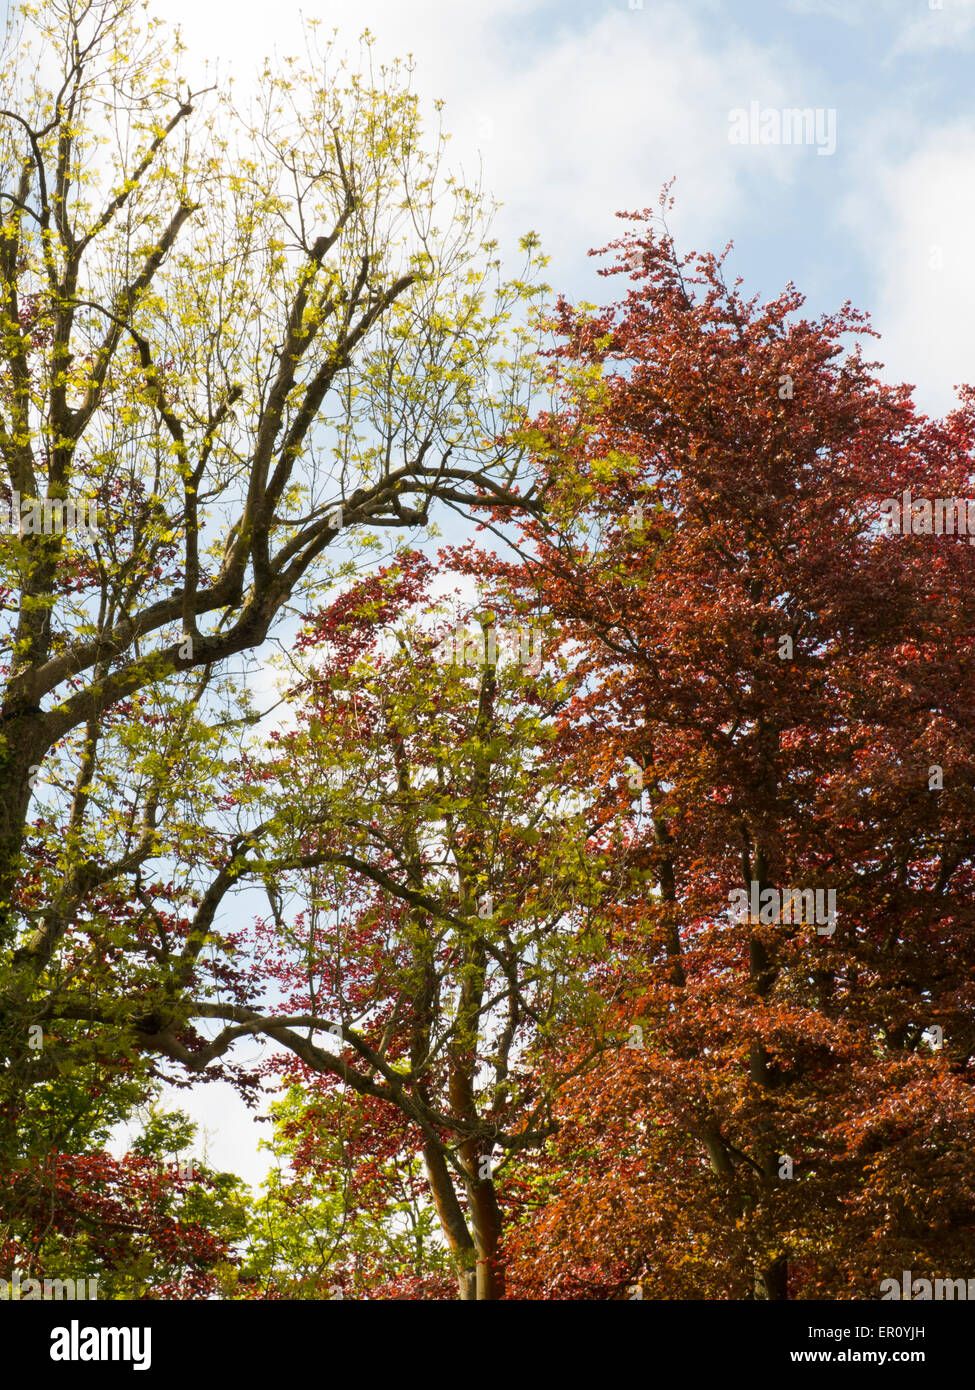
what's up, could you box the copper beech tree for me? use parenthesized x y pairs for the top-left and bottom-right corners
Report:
(467, 207), (975, 1298)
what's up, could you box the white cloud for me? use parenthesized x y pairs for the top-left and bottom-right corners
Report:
(784, 0), (975, 59)
(109, 1068), (276, 1193)
(842, 122), (975, 415)
(159, 0), (796, 290)
(888, 0), (975, 58)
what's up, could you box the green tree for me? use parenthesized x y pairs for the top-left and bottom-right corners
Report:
(0, 0), (547, 1224)
(238, 1085), (451, 1300)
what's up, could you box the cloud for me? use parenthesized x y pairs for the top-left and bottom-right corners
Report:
(783, 0), (873, 22)
(888, 0), (975, 58)
(783, 0), (975, 59)
(159, 0), (795, 292)
(842, 121), (975, 415)
(109, 1068), (276, 1193)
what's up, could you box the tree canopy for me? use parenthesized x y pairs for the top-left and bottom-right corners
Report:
(1, 2), (972, 1305)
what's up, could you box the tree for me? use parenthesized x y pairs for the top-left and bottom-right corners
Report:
(478, 202), (975, 1298)
(1, 1091), (249, 1298)
(238, 1085), (453, 1300)
(221, 552), (614, 1299)
(0, 0), (546, 1225)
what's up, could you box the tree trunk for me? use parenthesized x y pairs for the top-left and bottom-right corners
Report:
(422, 1145), (478, 1299)
(0, 713), (46, 945)
(469, 1175), (504, 1300)
(755, 1256), (789, 1300)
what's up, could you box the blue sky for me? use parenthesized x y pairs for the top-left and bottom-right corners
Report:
(31, 0), (974, 1185)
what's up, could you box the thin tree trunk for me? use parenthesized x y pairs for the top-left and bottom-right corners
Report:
(755, 1256), (789, 1300)
(422, 1145), (477, 1300)
(469, 1175), (504, 1299)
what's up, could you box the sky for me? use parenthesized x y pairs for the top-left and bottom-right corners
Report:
(68, 0), (975, 1187)
(152, 0), (975, 422)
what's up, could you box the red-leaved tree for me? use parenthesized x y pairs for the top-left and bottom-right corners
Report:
(465, 204), (975, 1298)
